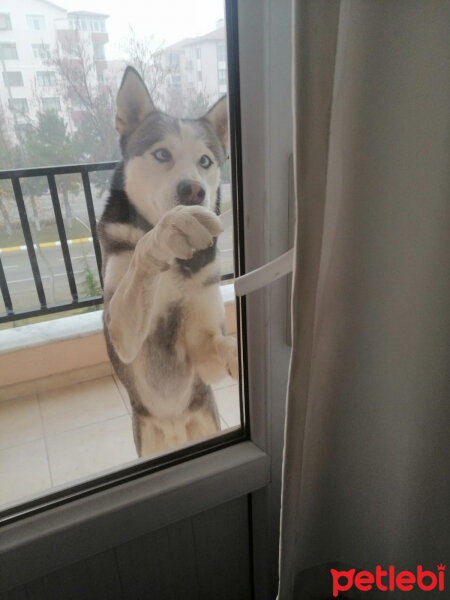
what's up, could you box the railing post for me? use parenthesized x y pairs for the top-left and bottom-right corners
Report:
(11, 176), (47, 309)
(47, 174), (79, 302)
(81, 169), (104, 288)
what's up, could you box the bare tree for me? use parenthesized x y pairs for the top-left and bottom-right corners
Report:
(121, 27), (173, 108)
(48, 31), (118, 198)
(49, 32), (116, 162)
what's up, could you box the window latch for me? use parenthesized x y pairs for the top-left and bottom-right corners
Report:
(234, 249), (294, 297)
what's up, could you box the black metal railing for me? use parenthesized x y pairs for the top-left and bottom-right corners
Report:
(0, 162), (233, 325)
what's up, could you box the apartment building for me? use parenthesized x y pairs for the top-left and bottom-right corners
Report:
(159, 21), (227, 112)
(0, 0), (108, 141)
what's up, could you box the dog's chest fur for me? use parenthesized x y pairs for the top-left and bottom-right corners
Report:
(100, 210), (224, 420)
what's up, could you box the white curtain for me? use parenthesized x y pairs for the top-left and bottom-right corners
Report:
(278, 1), (450, 597)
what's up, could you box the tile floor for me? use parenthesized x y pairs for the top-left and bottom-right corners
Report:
(0, 373), (240, 509)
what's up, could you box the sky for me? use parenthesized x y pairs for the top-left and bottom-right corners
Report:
(57, 0), (225, 60)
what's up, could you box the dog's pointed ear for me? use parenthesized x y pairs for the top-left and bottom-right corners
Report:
(204, 95), (229, 155)
(115, 67), (154, 136)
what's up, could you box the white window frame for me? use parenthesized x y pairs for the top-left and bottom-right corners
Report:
(0, 2), (292, 597)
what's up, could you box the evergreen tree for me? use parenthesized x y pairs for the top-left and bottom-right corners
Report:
(22, 110), (79, 226)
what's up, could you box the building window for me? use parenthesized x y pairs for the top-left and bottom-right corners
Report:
(8, 98), (28, 113)
(197, 70), (202, 82)
(32, 43), (50, 60)
(27, 15), (46, 31)
(36, 71), (56, 87)
(0, 13), (12, 30)
(0, 42), (18, 60)
(97, 70), (105, 84)
(196, 46), (201, 59)
(217, 42), (226, 62)
(218, 68), (227, 84)
(170, 73), (181, 87)
(42, 97), (61, 112)
(2, 71), (23, 87)
(93, 43), (105, 60)
(14, 123), (32, 142)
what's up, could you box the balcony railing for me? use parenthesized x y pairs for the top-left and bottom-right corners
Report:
(0, 162), (233, 325)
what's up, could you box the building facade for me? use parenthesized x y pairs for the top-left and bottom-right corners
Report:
(158, 21), (227, 115)
(0, 0), (108, 142)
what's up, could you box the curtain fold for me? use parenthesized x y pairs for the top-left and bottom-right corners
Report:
(278, 1), (450, 597)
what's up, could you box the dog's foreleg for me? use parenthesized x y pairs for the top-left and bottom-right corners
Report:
(104, 206), (223, 364)
(195, 334), (239, 383)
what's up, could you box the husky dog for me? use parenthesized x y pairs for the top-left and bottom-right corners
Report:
(98, 67), (238, 457)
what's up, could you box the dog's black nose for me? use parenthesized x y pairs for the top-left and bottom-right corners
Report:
(177, 180), (206, 205)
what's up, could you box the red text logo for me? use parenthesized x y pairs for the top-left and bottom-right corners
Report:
(330, 564), (445, 597)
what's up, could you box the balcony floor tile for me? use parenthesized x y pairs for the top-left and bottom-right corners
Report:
(38, 376), (128, 435)
(0, 373), (240, 510)
(46, 414), (137, 487)
(0, 395), (43, 451)
(0, 439), (52, 506)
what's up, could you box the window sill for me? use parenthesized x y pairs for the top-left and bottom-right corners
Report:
(0, 440), (269, 592)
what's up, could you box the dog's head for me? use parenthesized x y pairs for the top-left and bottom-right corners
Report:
(115, 66), (229, 224)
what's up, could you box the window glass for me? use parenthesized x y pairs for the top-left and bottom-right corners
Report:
(32, 43), (50, 60)
(2, 71), (23, 86)
(0, 42), (18, 60)
(36, 71), (56, 87)
(0, 0), (243, 517)
(93, 43), (105, 60)
(0, 13), (12, 31)
(8, 98), (28, 113)
(27, 15), (46, 31)
(42, 97), (61, 112)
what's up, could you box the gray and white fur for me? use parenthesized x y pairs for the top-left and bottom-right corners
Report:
(98, 67), (238, 457)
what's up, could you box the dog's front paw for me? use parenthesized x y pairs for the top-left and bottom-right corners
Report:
(216, 335), (239, 380)
(149, 205), (224, 263)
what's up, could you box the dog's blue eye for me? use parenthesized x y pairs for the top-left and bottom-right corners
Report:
(153, 148), (172, 162)
(199, 154), (213, 169)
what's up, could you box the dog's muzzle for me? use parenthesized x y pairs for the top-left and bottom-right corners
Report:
(177, 180), (206, 205)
